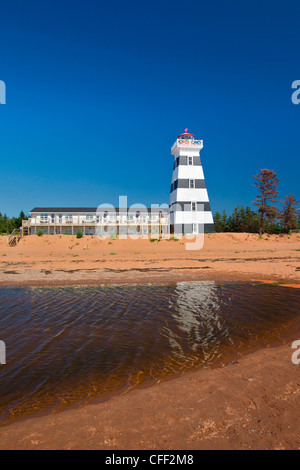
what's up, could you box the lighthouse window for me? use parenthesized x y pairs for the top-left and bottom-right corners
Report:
(191, 202), (197, 212)
(189, 179), (195, 189)
(188, 156), (193, 166)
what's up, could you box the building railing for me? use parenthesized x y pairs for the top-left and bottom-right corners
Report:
(30, 216), (170, 226)
(171, 138), (203, 153)
(22, 219), (31, 227)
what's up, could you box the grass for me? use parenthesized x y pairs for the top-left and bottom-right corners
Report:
(109, 252), (117, 255)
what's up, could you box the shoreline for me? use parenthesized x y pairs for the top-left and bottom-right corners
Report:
(0, 269), (299, 289)
(0, 233), (299, 449)
(0, 341), (299, 450)
(0, 232), (299, 288)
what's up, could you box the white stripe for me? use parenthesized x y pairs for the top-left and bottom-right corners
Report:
(174, 212), (214, 224)
(169, 188), (209, 205)
(172, 165), (204, 181)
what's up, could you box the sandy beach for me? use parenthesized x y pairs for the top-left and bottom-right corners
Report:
(0, 342), (299, 450)
(0, 232), (299, 450)
(0, 232), (299, 286)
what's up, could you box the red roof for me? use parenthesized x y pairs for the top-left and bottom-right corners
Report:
(177, 128), (195, 138)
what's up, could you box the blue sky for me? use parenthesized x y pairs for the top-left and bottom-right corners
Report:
(0, 0), (299, 217)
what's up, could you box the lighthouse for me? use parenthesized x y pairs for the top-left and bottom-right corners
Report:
(169, 129), (215, 235)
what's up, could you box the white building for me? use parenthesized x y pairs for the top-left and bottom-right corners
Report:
(169, 129), (215, 234)
(25, 130), (214, 236)
(28, 207), (170, 237)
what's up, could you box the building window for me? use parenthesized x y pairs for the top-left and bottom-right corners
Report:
(85, 214), (95, 222)
(191, 202), (197, 212)
(188, 156), (193, 166)
(40, 214), (49, 223)
(189, 179), (195, 189)
(193, 223), (198, 234)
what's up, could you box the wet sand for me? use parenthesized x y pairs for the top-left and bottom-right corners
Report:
(0, 342), (299, 450)
(0, 232), (299, 450)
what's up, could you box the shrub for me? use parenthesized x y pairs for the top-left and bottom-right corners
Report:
(37, 230), (44, 237)
(76, 231), (83, 239)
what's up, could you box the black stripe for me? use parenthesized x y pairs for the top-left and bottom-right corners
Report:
(174, 156), (202, 167)
(171, 223), (215, 234)
(170, 202), (212, 212)
(170, 179), (206, 193)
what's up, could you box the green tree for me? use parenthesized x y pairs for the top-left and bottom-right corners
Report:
(214, 211), (226, 232)
(244, 206), (259, 233)
(221, 210), (228, 231)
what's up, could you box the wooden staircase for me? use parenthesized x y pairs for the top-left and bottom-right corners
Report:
(7, 229), (23, 247)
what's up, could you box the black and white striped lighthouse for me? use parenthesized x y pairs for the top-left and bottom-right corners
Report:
(169, 129), (215, 235)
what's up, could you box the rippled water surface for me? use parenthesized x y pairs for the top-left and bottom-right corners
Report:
(0, 282), (299, 425)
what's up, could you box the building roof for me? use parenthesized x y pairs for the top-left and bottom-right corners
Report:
(31, 207), (99, 213)
(30, 207), (169, 213)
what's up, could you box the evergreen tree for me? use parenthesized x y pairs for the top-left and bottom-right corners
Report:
(214, 211), (227, 232)
(253, 169), (279, 234)
(278, 194), (300, 233)
(221, 210), (228, 231)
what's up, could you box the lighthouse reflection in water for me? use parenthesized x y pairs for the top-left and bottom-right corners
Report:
(163, 281), (230, 368)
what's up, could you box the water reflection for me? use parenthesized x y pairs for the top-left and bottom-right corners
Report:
(0, 282), (299, 425)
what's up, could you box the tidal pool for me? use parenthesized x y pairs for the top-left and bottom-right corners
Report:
(0, 281), (299, 424)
